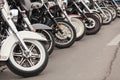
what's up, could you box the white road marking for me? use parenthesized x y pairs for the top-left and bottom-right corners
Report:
(107, 34), (120, 46)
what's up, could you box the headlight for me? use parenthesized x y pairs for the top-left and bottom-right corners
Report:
(31, 2), (43, 9)
(10, 9), (18, 22)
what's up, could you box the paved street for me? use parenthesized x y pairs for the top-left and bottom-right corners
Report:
(1, 18), (120, 80)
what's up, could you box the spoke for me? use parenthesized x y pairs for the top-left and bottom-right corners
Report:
(19, 58), (26, 66)
(29, 44), (35, 52)
(31, 54), (40, 59)
(13, 52), (22, 57)
(19, 44), (25, 52)
(27, 59), (34, 67)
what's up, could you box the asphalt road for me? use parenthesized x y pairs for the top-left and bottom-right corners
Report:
(1, 18), (120, 80)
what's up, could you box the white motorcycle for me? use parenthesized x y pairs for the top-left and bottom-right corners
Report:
(0, 0), (48, 77)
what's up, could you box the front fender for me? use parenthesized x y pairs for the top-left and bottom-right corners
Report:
(68, 14), (82, 18)
(32, 23), (52, 30)
(91, 9), (100, 13)
(0, 31), (47, 61)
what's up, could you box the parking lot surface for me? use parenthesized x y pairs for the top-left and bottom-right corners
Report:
(1, 19), (120, 80)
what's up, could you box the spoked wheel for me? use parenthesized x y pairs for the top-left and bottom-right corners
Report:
(7, 40), (48, 77)
(100, 8), (113, 25)
(83, 13), (101, 35)
(107, 7), (117, 20)
(37, 30), (55, 55)
(70, 17), (85, 41)
(48, 18), (76, 49)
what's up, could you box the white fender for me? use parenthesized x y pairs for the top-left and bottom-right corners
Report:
(68, 14), (82, 19)
(0, 31), (47, 61)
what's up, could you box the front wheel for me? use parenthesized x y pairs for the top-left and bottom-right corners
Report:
(7, 40), (48, 77)
(101, 8), (113, 25)
(83, 14), (101, 35)
(48, 19), (76, 49)
(107, 7), (117, 20)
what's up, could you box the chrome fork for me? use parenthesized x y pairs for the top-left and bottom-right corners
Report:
(1, 0), (30, 54)
(94, 1), (107, 18)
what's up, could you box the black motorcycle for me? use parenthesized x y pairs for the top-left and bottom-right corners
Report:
(47, 0), (86, 41)
(102, 0), (120, 17)
(29, 0), (76, 49)
(66, 0), (101, 35)
(99, 0), (117, 20)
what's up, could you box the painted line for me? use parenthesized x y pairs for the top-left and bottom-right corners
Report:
(107, 34), (120, 46)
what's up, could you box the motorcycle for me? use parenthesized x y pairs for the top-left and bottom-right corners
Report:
(0, 0), (48, 77)
(79, 0), (103, 26)
(7, 0), (55, 55)
(93, 0), (113, 25)
(102, 0), (120, 17)
(48, 0), (86, 41)
(29, 0), (77, 49)
(66, 0), (101, 35)
(99, 0), (117, 20)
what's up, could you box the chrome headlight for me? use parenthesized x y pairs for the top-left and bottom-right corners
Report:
(48, 1), (56, 7)
(10, 9), (18, 22)
(31, 2), (43, 9)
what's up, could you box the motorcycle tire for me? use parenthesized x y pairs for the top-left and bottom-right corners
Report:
(107, 7), (117, 20)
(83, 13), (101, 35)
(101, 8), (113, 25)
(48, 18), (76, 49)
(7, 40), (48, 77)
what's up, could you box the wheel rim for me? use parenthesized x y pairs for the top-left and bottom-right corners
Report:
(9, 40), (46, 71)
(54, 22), (74, 45)
(102, 9), (112, 23)
(84, 18), (96, 29)
(108, 7), (116, 19)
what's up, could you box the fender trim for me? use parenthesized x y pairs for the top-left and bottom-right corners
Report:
(68, 14), (82, 18)
(32, 23), (52, 30)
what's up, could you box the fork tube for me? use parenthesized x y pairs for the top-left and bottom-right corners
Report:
(72, 1), (90, 21)
(94, 2), (107, 17)
(17, 7), (35, 32)
(80, 0), (93, 13)
(59, 5), (72, 23)
(113, 0), (119, 8)
(1, 8), (29, 52)
(43, 4), (62, 29)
